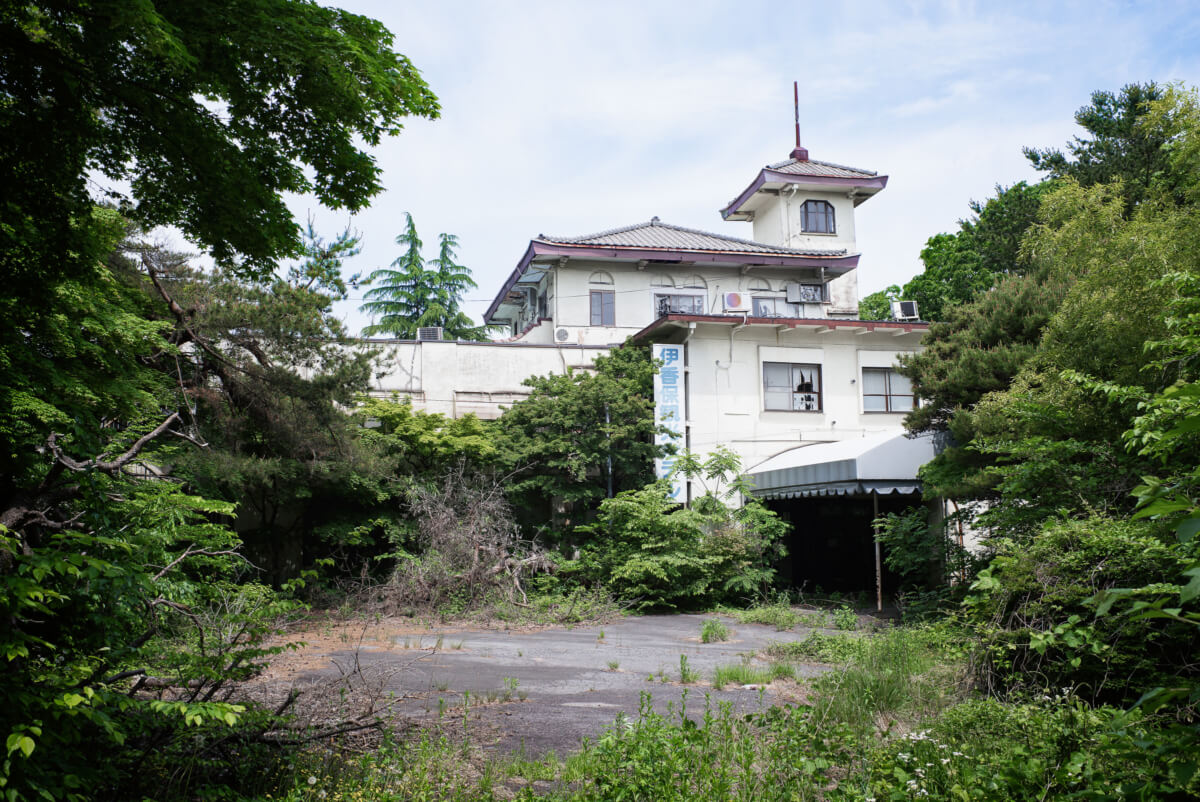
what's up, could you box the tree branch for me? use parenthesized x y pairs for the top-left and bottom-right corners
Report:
(48, 412), (181, 473)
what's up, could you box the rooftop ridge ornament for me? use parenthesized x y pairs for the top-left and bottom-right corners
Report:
(790, 80), (809, 162)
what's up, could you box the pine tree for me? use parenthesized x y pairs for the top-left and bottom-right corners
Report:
(360, 213), (490, 339)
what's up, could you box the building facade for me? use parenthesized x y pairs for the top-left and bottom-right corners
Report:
(371, 144), (928, 489)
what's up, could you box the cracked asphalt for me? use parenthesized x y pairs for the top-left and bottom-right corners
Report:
(291, 613), (842, 758)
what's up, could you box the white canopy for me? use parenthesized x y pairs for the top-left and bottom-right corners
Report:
(745, 431), (936, 499)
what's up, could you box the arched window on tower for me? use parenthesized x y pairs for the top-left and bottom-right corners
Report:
(801, 200), (835, 234)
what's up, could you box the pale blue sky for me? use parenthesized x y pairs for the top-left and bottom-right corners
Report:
(291, 1), (1200, 332)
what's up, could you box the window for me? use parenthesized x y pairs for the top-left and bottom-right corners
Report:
(588, 270), (614, 285)
(790, 283), (825, 303)
(763, 362), (822, 411)
(752, 296), (801, 317)
(655, 293), (705, 316)
(747, 277), (772, 292)
(590, 290), (615, 326)
(650, 274), (674, 288)
(801, 200), (835, 234)
(862, 368), (914, 412)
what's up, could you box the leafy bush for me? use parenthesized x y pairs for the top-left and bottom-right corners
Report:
(574, 481), (787, 610)
(965, 515), (1194, 704)
(859, 696), (1189, 800)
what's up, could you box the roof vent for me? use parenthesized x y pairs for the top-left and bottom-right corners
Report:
(891, 300), (919, 322)
(650, 216), (660, 224)
(416, 326), (444, 341)
(790, 145), (809, 162)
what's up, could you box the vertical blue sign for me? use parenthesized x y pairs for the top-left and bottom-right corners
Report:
(652, 343), (687, 501)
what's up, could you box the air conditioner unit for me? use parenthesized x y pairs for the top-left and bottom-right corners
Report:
(891, 300), (920, 321)
(554, 327), (570, 343)
(416, 326), (444, 341)
(723, 292), (748, 312)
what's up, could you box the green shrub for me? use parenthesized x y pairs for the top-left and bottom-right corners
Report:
(859, 696), (1190, 800)
(965, 515), (1194, 704)
(700, 618), (730, 643)
(574, 481), (787, 610)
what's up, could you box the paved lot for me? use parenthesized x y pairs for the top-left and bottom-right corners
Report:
(292, 613), (840, 757)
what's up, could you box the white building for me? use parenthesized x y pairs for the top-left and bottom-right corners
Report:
(370, 143), (934, 598)
(374, 144), (927, 474)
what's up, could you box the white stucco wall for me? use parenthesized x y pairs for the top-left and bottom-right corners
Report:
(368, 339), (610, 419)
(749, 189), (860, 315)
(513, 259), (838, 346)
(678, 322), (922, 473)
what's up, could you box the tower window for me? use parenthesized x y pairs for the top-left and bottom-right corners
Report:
(801, 200), (836, 234)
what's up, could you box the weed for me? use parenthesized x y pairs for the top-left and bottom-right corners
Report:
(451, 640), (464, 650)
(433, 634), (444, 650)
(833, 604), (858, 631)
(607, 660), (620, 671)
(434, 679), (449, 692)
(679, 654), (699, 684)
(597, 629), (605, 642)
(731, 602), (799, 630)
(700, 617), (730, 643)
(766, 631), (868, 663)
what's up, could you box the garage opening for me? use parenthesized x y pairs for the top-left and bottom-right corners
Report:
(766, 492), (919, 597)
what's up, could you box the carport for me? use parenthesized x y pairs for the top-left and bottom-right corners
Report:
(745, 432), (937, 610)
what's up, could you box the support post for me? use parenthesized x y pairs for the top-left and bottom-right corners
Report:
(873, 492), (883, 613)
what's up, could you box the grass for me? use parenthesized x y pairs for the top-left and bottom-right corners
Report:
(266, 622), (1183, 801)
(699, 617), (729, 643)
(729, 602), (800, 630)
(765, 631), (868, 663)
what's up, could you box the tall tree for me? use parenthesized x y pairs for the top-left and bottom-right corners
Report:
(1024, 82), (1175, 208)
(496, 344), (666, 537)
(0, 3), (438, 796)
(860, 181), (1050, 322)
(360, 213), (490, 340)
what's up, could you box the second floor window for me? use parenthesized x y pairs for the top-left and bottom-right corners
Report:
(590, 290), (615, 326)
(862, 368), (914, 412)
(763, 362), (822, 412)
(801, 200), (835, 234)
(655, 293), (705, 316)
(752, 296), (801, 317)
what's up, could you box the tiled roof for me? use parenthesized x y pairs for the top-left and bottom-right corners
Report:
(536, 218), (846, 257)
(765, 158), (878, 178)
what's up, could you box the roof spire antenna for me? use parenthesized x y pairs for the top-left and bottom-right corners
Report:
(790, 80), (809, 162)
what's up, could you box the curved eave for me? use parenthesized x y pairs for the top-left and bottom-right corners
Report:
(721, 169), (890, 221)
(484, 241), (859, 323)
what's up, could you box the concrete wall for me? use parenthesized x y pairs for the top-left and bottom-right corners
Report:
(679, 322), (922, 472)
(750, 188), (860, 315)
(368, 339), (610, 419)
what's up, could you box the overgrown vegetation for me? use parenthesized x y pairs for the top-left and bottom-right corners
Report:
(3, 9), (1198, 793)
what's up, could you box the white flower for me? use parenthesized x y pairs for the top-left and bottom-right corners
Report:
(941, 758), (950, 765)
(307, 776), (318, 786)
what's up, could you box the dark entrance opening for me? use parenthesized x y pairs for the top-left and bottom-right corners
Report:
(766, 493), (919, 597)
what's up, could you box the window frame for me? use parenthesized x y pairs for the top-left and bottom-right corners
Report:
(653, 292), (706, 317)
(590, 289), (615, 326)
(800, 200), (836, 234)
(752, 296), (801, 318)
(763, 361), (823, 412)
(861, 367), (914, 413)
